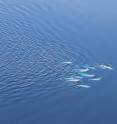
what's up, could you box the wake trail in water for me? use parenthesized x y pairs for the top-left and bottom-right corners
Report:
(0, 0), (114, 106)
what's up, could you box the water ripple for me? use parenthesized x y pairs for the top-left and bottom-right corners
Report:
(0, 0), (95, 107)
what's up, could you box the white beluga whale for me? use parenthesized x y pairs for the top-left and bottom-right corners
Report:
(67, 79), (81, 82)
(65, 77), (91, 88)
(83, 65), (96, 70)
(63, 62), (113, 89)
(73, 68), (89, 73)
(65, 77), (81, 82)
(79, 68), (89, 72)
(89, 77), (102, 81)
(61, 61), (72, 64)
(76, 84), (91, 88)
(73, 76), (83, 79)
(98, 64), (113, 70)
(79, 72), (95, 78)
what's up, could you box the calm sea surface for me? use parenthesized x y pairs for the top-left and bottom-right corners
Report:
(0, 0), (117, 124)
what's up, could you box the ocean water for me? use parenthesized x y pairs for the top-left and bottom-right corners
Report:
(0, 0), (117, 124)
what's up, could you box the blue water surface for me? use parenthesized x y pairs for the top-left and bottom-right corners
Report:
(0, 0), (117, 124)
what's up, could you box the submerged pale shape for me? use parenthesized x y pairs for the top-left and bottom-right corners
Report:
(65, 77), (81, 82)
(63, 62), (113, 88)
(89, 77), (102, 81)
(74, 68), (89, 73)
(79, 73), (95, 78)
(77, 85), (91, 88)
(98, 64), (113, 70)
(61, 61), (72, 64)
(83, 65), (96, 70)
